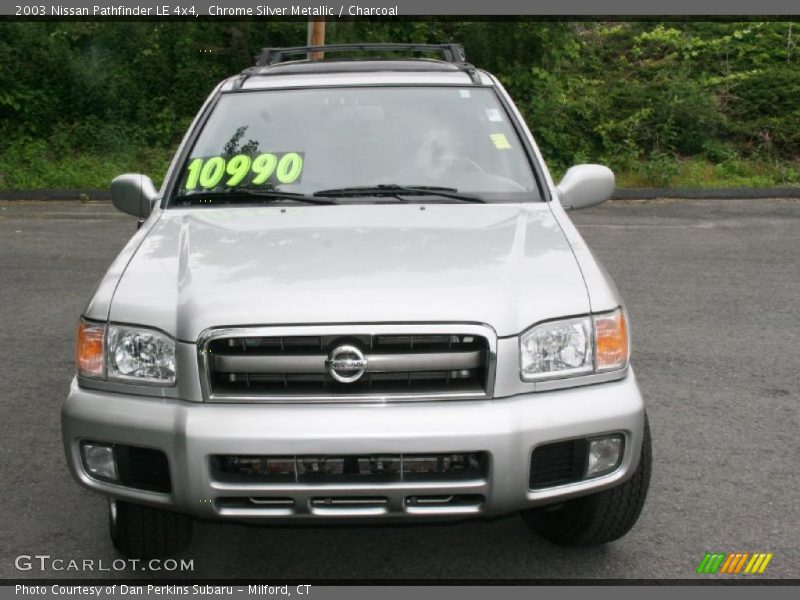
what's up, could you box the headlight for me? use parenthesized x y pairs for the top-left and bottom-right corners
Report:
(520, 308), (628, 381)
(520, 316), (593, 380)
(107, 324), (176, 385)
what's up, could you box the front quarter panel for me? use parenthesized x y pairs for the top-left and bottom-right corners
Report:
(547, 197), (624, 314)
(487, 71), (625, 315)
(83, 212), (162, 322)
(84, 78), (229, 322)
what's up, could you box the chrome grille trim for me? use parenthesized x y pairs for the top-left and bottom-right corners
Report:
(211, 349), (483, 374)
(197, 323), (497, 403)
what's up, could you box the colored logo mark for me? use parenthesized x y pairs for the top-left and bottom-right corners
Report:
(696, 552), (773, 574)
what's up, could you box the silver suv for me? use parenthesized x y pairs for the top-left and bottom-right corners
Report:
(62, 44), (650, 559)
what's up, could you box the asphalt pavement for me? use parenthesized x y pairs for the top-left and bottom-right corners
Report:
(1, 198), (798, 580)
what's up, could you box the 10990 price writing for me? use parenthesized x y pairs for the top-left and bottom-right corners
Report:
(184, 152), (305, 190)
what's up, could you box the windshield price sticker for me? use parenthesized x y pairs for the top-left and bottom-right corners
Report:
(184, 152), (304, 190)
(490, 133), (512, 150)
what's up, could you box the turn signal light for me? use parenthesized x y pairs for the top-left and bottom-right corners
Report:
(593, 310), (628, 371)
(76, 319), (105, 377)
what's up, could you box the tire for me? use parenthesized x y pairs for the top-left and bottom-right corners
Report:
(521, 413), (652, 547)
(109, 500), (192, 559)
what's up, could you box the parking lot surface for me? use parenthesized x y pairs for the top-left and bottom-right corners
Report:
(1, 198), (798, 579)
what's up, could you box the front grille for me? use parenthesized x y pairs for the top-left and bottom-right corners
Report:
(211, 452), (489, 485)
(529, 439), (588, 489)
(202, 331), (491, 401)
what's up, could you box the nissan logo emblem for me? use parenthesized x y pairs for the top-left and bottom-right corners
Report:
(326, 345), (368, 383)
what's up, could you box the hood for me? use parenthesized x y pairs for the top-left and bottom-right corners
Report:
(109, 203), (590, 341)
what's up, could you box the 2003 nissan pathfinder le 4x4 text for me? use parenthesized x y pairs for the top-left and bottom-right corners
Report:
(62, 43), (651, 559)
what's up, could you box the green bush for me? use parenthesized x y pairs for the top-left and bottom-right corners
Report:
(0, 20), (798, 189)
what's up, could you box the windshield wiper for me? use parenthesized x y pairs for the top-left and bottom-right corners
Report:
(174, 189), (337, 206)
(313, 184), (486, 203)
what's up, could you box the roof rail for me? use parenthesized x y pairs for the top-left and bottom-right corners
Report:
(254, 43), (468, 67)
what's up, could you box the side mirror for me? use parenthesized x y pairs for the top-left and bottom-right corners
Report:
(110, 174), (158, 219)
(556, 164), (615, 210)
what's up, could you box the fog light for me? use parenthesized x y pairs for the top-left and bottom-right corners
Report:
(586, 436), (623, 478)
(81, 442), (118, 481)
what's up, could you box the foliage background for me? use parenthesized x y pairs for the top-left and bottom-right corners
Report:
(0, 19), (798, 189)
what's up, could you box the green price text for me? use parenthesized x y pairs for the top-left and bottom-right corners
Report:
(184, 152), (304, 190)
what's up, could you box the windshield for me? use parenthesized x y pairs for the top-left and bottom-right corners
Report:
(171, 86), (540, 204)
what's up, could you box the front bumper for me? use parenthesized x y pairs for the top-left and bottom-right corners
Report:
(61, 372), (645, 521)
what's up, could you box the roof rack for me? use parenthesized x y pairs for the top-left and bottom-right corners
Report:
(255, 43), (467, 67)
(233, 43), (481, 87)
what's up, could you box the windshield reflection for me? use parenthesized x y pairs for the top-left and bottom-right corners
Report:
(173, 87), (540, 203)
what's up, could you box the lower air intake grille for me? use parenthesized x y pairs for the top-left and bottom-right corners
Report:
(115, 445), (172, 493)
(211, 452), (489, 485)
(529, 439), (588, 489)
